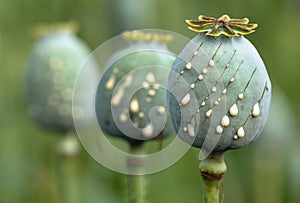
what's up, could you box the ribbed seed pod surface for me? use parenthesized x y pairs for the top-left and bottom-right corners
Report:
(168, 15), (272, 151)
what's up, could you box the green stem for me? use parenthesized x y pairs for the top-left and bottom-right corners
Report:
(199, 152), (227, 203)
(57, 156), (79, 203)
(127, 143), (146, 203)
(56, 134), (80, 203)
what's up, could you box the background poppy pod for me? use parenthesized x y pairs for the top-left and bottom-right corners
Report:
(95, 31), (176, 145)
(27, 24), (93, 133)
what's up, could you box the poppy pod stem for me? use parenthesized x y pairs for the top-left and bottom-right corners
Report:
(199, 152), (227, 203)
(56, 134), (80, 203)
(127, 143), (146, 203)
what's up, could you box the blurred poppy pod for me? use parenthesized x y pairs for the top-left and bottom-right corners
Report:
(95, 30), (176, 145)
(26, 22), (92, 133)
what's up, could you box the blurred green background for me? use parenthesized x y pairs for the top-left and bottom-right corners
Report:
(0, 0), (300, 202)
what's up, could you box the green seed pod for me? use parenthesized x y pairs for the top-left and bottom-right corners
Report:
(95, 31), (175, 145)
(168, 15), (272, 152)
(26, 23), (92, 133)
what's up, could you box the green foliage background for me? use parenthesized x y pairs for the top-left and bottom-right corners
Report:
(0, 0), (299, 202)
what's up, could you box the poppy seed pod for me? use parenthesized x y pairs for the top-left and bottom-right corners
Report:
(95, 31), (176, 145)
(168, 15), (272, 152)
(27, 24), (92, 133)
